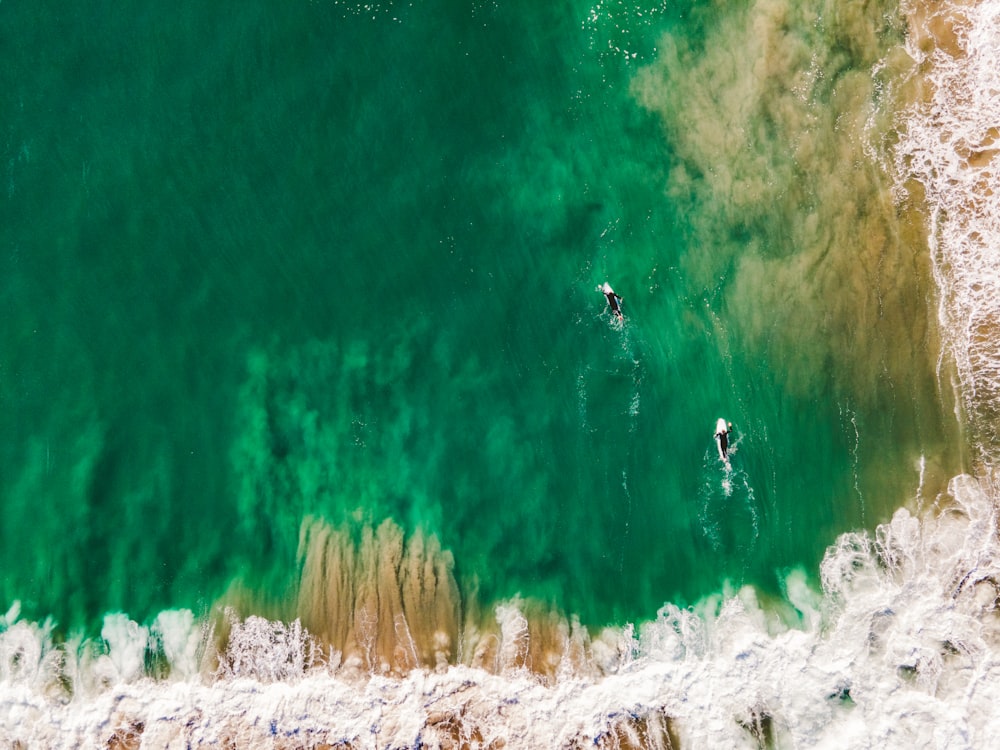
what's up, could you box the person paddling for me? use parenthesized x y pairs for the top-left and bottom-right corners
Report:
(715, 419), (733, 462)
(602, 282), (624, 322)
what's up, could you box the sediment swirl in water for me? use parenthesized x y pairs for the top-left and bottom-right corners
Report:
(629, 0), (960, 485)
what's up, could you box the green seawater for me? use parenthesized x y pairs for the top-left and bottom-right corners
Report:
(1, 0), (962, 631)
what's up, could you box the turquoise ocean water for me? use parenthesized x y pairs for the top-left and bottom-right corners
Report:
(1, 0), (961, 638)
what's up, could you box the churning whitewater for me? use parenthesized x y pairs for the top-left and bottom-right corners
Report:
(5, 0), (1000, 747)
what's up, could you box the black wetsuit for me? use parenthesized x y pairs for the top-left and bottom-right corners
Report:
(605, 291), (623, 318)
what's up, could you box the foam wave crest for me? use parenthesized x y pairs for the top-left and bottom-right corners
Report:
(3, 477), (1000, 746)
(896, 0), (1000, 460)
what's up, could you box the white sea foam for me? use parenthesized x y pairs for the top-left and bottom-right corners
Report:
(896, 0), (1000, 461)
(2, 483), (1000, 748)
(151, 609), (203, 682)
(5, 2), (1000, 748)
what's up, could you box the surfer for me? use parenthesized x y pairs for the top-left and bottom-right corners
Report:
(601, 282), (624, 322)
(715, 418), (733, 462)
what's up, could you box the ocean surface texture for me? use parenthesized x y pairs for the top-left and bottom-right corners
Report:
(2, 0), (999, 747)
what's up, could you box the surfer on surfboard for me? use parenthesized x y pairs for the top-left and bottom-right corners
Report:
(601, 282), (624, 322)
(715, 418), (733, 463)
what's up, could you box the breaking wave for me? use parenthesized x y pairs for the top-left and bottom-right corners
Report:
(4, 481), (1000, 747)
(896, 0), (1000, 462)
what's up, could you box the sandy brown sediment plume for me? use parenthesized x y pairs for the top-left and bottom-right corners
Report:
(293, 517), (461, 677)
(213, 517), (634, 684)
